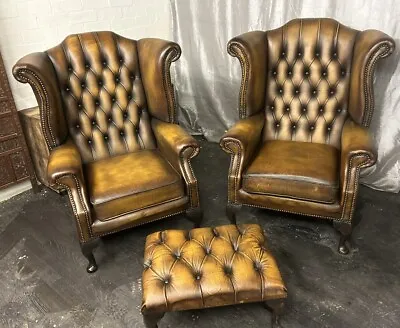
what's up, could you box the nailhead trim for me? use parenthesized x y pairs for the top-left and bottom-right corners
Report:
(162, 46), (181, 123)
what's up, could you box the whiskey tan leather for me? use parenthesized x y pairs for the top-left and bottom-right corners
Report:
(349, 30), (395, 126)
(14, 32), (200, 244)
(224, 18), (394, 225)
(142, 224), (287, 313)
(227, 31), (268, 118)
(339, 119), (376, 221)
(47, 140), (93, 242)
(243, 140), (339, 204)
(138, 38), (181, 123)
(220, 112), (265, 203)
(13, 52), (68, 149)
(86, 150), (185, 221)
(151, 118), (200, 208)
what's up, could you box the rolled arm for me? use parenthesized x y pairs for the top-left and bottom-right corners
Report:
(137, 38), (181, 123)
(340, 119), (377, 220)
(13, 52), (67, 149)
(48, 141), (93, 242)
(220, 112), (265, 203)
(151, 119), (200, 208)
(348, 29), (395, 127)
(227, 31), (268, 118)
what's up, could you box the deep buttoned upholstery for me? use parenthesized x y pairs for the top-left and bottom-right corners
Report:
(221, 18), (395, 254)
(141, 224), (287, 324)
(13, 32), (202, 272)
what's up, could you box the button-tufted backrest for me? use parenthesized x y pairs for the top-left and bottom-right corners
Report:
(264, 18), (358, 148)
(46, 32), (156, 163)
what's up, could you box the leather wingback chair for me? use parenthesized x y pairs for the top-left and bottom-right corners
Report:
(13, 32), (202, 273)
(221, 18), (394, 254)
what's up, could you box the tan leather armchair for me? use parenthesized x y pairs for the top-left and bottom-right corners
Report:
(13, 32), (202, 273)
(221, 18), (394, 254)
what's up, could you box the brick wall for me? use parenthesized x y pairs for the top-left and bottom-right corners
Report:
(0, 0), (172, 110)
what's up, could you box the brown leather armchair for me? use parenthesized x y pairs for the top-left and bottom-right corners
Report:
(13, 32), (202, 273)
(221, 18), (394, 254)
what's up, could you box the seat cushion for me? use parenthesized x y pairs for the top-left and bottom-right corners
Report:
(243, 140), (339, 204)
(86, 150), (185, 221)
(142, 224), (287, 313)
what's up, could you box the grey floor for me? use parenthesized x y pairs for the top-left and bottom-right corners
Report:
(0, 138), (399, 328)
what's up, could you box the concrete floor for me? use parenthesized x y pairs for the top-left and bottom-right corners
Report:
(0, 138), (399, 328)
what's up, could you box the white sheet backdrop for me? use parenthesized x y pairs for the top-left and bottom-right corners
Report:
(170, 0), (400, 192)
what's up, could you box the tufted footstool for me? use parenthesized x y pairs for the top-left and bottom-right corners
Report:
(141, 224), (287, 327)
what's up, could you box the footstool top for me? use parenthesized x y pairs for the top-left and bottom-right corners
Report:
(141, 224), (287, 313)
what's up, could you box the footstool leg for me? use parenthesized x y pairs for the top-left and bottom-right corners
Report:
(143, 312), (165, 328)
(264, 299), (285, 328)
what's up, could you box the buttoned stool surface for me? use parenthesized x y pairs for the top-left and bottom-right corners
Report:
(141, 224), (287, 327)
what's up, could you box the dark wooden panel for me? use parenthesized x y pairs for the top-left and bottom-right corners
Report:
(0, 115), (17, 138)
(0, 137), (20, 153)
(0, 155), (14, 186)
(0, 99), (11, 114)
(10, 151), (29, 180)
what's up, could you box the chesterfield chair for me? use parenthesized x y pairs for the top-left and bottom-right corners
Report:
(221, 18), (395, 254)
(13, 32), (202, 273)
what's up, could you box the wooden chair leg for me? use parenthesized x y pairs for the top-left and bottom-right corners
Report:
(264, 299), (285, 328)
(185, 207), (203, 228)
(80, 238), (99, 273)
(226, 203), (241, 225)
(333, 221), (352, 255)
(143, 312), (165, 328)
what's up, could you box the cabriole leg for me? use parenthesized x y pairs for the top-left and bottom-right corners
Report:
(264, 299), (285, 328)
(80, 238), (99, 273)
(185, 207), (203, 228)
(333, 221), (352, 255)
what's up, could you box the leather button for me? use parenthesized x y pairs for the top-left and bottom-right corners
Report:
(195, 275), (201, 281)
(65, 86), (70, 92)
(81, 82), (86, 88)
(120, 131), (124, 136)
(85, 63), (90, 69)
(270, 105), (274, 111)
(135, 127), (140, 133)
(330, 89), (335, 96)
(102, 61), (107, 67)
(98, 80), (103, 86)
(130, 75), (135, 80)
(223, 266), (233, 275)
(115, 76), (120, 83)
(281, 51), (286, 58)
(322, 70), (327, 76)
(275, 122), (280, 128)
(67, 66), (72, 72)
(333, 52), (338, 58)
(294, 88), (300, 94)
(310, 125), (315, 131)
(164, 279), (169, 285)
(174, 253), (181, 259)
(302, 107), (307, 113)
(92, 120), (96, 126)
(77, 103), (82, 108)
(278, 88), (283, 94)
(315, 51), (320, 57)
(287, 70), (292, 76)
(128, 95), (132, 100)
(111, 97), (116, 103)
(108, 117), (112, 122)
(104, 135), (109, 141)
(95, 100), (100, 106)
(341, 70), (346, 76)
(319, 107), (324, 113)
(285, 107), (290, 112)
(292, 124), (296, 130)
(304, 70), (310, 76)
(327, 125), (332, 131)
(297, 52), (302, 57)
(123, 113), (128, 119)
(272, 71), (277, 76)
(119, 57), (123, 63)
(87, 139), (92, 144)
(312, 89), (317, 95)
(75, 124), (80, 129)
(337, 108), (342, 113)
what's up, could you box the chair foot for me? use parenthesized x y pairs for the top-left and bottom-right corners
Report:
(185, 207), (203, 228)
(264, 299), (285, 328)
(143, 312), (165, 328)
(226, 203), (241, 225)
(333, 221), (352, 255)
(80, 239), (99, 273)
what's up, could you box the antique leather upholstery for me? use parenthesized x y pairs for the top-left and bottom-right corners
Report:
(221, 19), (394, 246)
(142, 224), (287, 314)
(13, 32), (201, 252)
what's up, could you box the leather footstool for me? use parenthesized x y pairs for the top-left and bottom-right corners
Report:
(141, 224), (287, 327)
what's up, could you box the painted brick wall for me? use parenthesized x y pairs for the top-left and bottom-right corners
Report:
(0, 0), (172, 110)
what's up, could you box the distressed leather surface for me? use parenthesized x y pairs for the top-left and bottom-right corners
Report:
(224, 18), (394, 223)
(141, 224), (287, 313)
(86, 150), (185, 221)
(243, 140), (339, 204)
(14, 32), (200, 242)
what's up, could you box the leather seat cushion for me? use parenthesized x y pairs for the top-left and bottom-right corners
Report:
(86, 150), (185, 221)
(243, 140), (339, 204)
(142, 224), (287, 313)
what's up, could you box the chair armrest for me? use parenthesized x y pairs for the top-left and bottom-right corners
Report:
(137, 38), (181, 123)
(349, 30), (395, 126)
(48, 141), (93, 242)
(151, 118), (200, 208)
(340, 119), (377, 208)
(220, 113), (265, 202)
(13, 52), (67, 149)
(228, 31), (268, 118)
